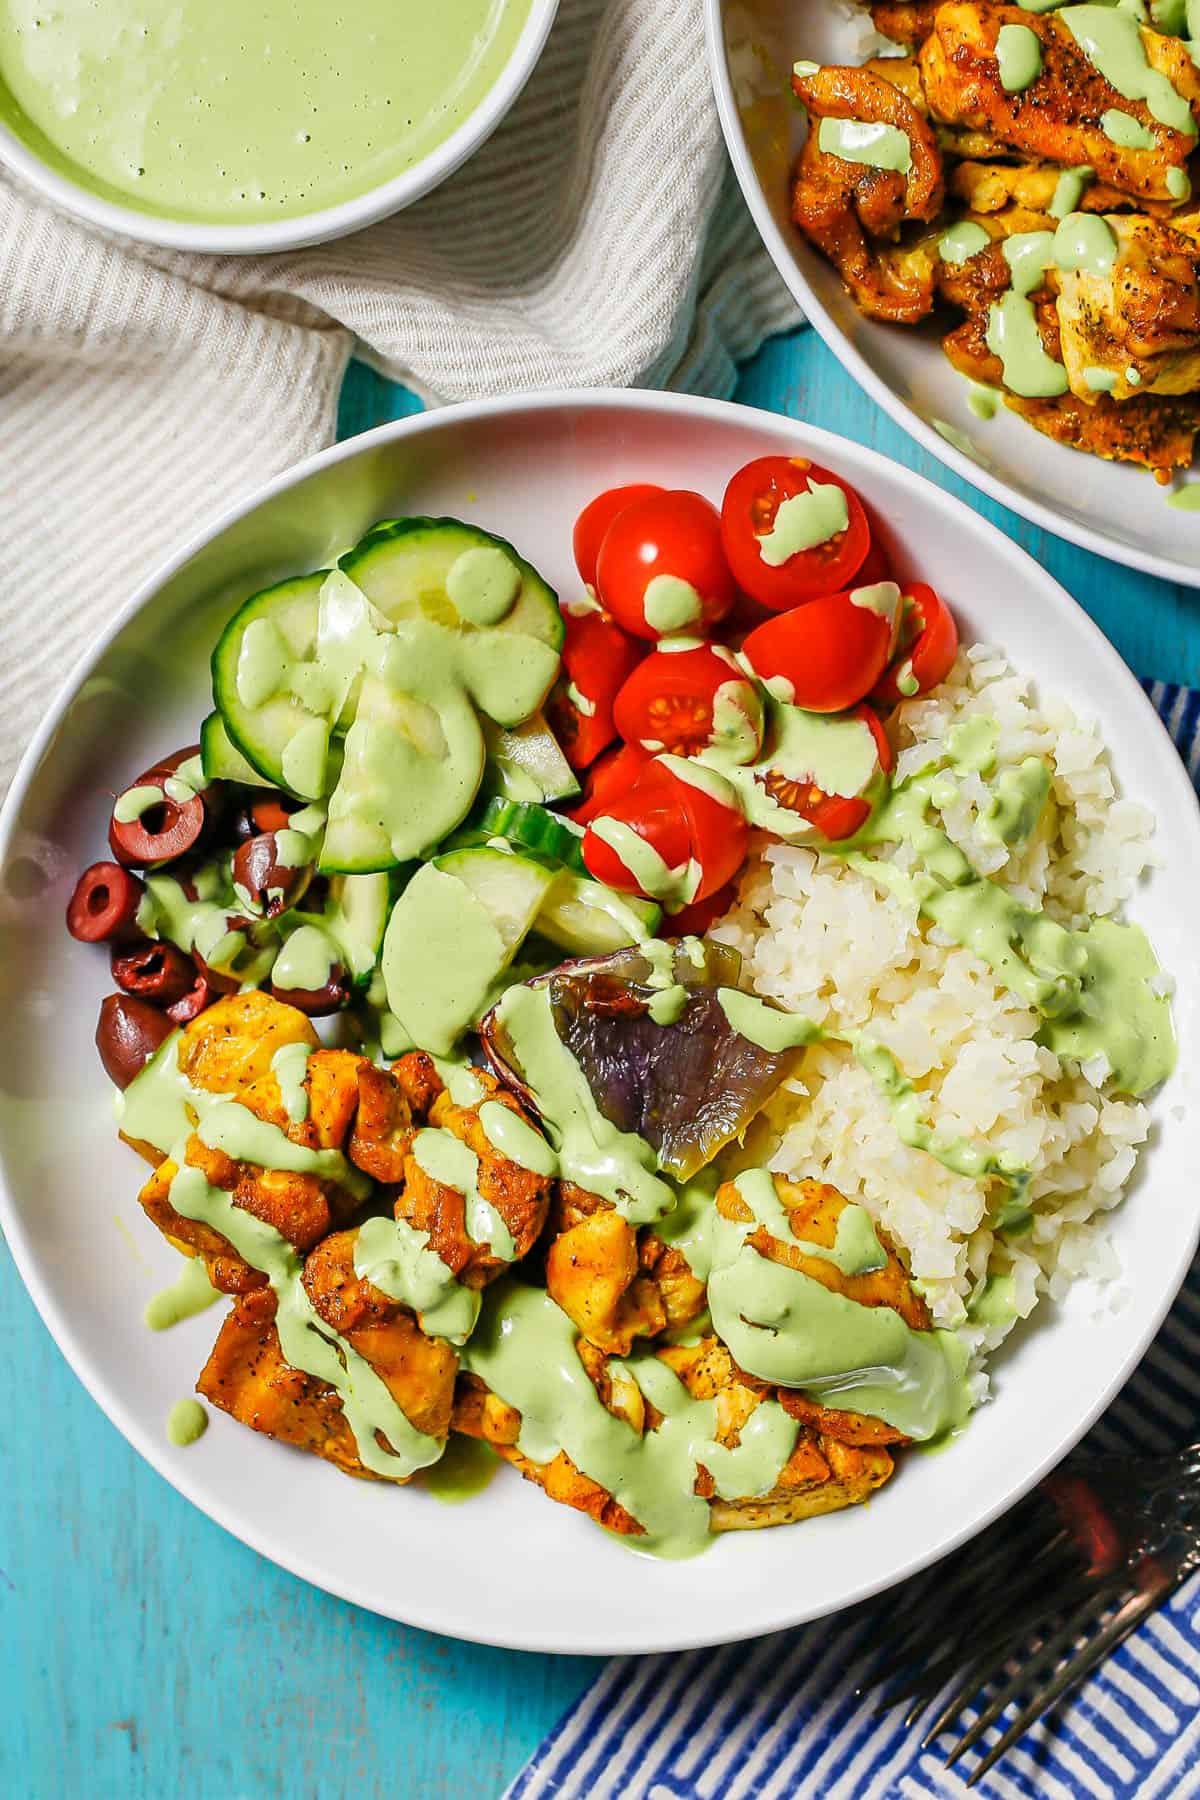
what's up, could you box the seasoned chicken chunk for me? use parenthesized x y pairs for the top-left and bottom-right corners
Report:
(1055, 213), (1200, 401)
(198, 1286), (374, 1479)
(544, 1182), (706, 1356)
(791, 61), (945, 322)
(949, 161), (1167, 221)
(455, 1311), (896, 1540)
(134, 994), (416, 1292)
(397, 1069), (553, 1286)
(714, 1175), (931, 1330)
(942, 298), (1200, 467)
(869, 1), (941, 50)
(919, 3), (1200, 205)
(302, 1229), (458, 1437)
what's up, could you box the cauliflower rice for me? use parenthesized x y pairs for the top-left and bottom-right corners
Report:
(712, 646), (1161, 1395)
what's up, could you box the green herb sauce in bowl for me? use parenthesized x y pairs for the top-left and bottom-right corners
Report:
(0, 0), (552, 252)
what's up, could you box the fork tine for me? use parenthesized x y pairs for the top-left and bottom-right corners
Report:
(944, 1573), (1131, 1768)
(867, 1503), (1066, 1689)
(965, 1578), (1172, 1788)
(886, 1536), (1080, 1709)
(909, 1557), (1097, 1737)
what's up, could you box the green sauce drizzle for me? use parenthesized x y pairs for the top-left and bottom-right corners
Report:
(817, 117), (913, 173)
(144, 1256), (222, 1331)
(167, 1399), (208, 1447)
(756, 481), (849, 567)
(996, 22), (1043, 90)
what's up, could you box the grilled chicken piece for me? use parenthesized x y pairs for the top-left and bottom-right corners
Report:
(870, 1), (941, 49)
(942, 302), (1200, 467)
(949, 161), (1166, 220)
(1056, 213), (1200, 400)
(791, 62), (945, 322)
(134, 993), (416, 1292)
(544, 1182), (706, 1356)
(397, 1069), (552, 1286)
(919, 3), (1200, 205)
(454, 1323), (895, 1537)
(302, 1229), (458, 1436)
(198, 1285), (374, 1479)
(714, 1175), (931, 1331)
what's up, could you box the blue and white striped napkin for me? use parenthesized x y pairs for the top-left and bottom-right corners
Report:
(507, 680), (1200, 1800)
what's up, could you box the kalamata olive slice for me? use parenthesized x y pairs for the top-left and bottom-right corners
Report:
(66, 861), (145, 944)
(232, 831), (313, 917)
(111, 941), (196, 1006)
(270, 965), (350, 1017)
(166, 969), (220, 1025)
(108, 744), (208, 870)
(96, 994), (174, 1090)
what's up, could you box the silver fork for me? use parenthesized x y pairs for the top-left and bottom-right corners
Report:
(867, 1442), (1200, 1785)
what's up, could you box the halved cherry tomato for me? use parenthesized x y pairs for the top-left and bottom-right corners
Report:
(574, 484), (664, 590)
(595, 490), (735, 642)
(582, 758), (694, 893)
(583, 756), (747, 908)
(758, 705), (893, 842)
(545, 605), (646, 769)
(665, 758), (749, 901)
(721, 456), (871, 611)
(741, 580), (900, 714)
(872, 583), (959, 706)
(850, 539), (893, 588)
(569, 741), (652, 825)
(613, 641), (763, 761)
(666, 881), (736, 937)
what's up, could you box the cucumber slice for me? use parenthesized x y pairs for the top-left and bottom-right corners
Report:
(319, 668), (486, 873)
(483, 713), (579, 803)
(340, 518), (562, 726)
(199, 711), (277, 788)
(476, 798), (587, 872)
(537, 872), (662, 956)
(381, 846), (557, 1055)
(325, 869), (407, 985)
(211, 571), (332, 797)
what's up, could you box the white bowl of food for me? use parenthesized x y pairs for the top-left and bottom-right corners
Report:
(0, 0), (558, 253)
(1, 390), (1197, 1654)
(707, 0), (1200, 586)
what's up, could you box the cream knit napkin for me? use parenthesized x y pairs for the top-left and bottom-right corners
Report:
(0, 0), (800, 791)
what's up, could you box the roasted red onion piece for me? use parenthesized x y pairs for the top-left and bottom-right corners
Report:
(481, 941), (798, 1180)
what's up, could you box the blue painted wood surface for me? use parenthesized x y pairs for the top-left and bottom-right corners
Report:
(4, 327), (1199, 1800)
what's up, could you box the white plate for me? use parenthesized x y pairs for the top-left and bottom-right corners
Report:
(1, 390), (1197, 1655)
(706, 0), (1200, 588)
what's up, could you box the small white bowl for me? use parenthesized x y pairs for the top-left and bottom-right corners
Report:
(705, 0), (1200, 588)
(2, 390), (1197, 1654)
(0, 0), (559, 255)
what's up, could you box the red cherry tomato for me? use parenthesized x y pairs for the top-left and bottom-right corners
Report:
(741, 580), (900, 714)
(595, 490), (736, 642)
(613, 642), (763, 760)
(583, 756), (747, 908)
(664, 758), (748, 901)
(573, 485), (664, 591)
(850, 540), (893, 588)
(759, 706), (893, 843)
(665, 881), (736, 937)
(569, 741), (652, 825)
(720, 456), (871, 611)
(582, 758), (693, 893)
(545, 604), (645, 770)
(872, 583), (959, 706)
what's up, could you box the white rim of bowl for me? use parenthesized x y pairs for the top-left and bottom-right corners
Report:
(1, 389), (1196, 1654)
(702, 0), (1200, 591)
(0, 0), (560, 255)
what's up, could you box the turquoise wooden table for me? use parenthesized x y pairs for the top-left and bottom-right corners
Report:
(3, 328), (1198, 1800)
